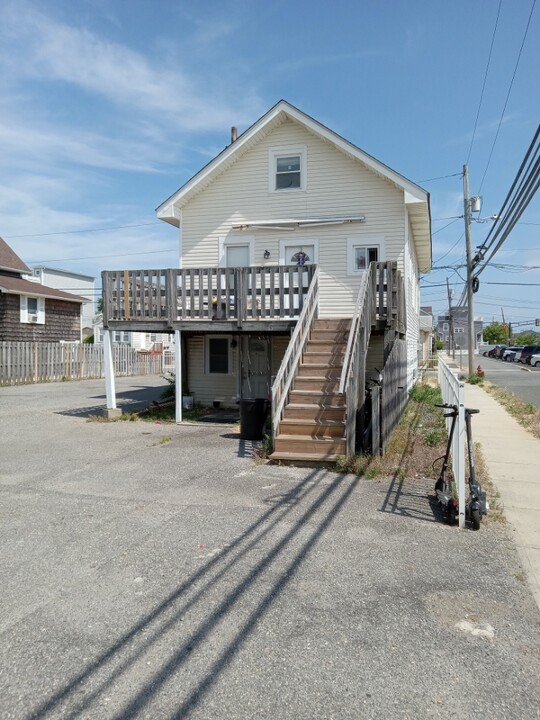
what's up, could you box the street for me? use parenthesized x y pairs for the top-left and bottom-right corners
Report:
(449, 352), (540, 410)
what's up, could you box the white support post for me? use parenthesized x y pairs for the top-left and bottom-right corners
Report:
(456, 389), (466, 530)
(175, 330), (182, 424)
(103, 329), (121, 418)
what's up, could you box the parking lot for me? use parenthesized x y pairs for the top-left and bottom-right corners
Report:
(1, 377), (539, 719)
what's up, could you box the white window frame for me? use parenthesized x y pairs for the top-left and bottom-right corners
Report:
(443, 323), (449, 332)
(218, 235), (255, 268)
(20, 295), (45, 324)
(205, 335), (233, 376)
(278, 238), (319, 265)
(346, 237), (383, 276)
(268, 145), (307, 193)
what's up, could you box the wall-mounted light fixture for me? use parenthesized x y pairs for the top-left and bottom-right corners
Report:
(263, 249), (270, 259)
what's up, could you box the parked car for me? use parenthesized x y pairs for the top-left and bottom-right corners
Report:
(502, 346), (524, 362)
(493, 345), (507, 359)
(529, 353), (540, 368)
(520, 345), (540, 364)
(487, 345), (505, 358)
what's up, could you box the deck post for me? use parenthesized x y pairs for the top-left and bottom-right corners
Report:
(175, 330), (182, 424)
(103, 329), (121, 418)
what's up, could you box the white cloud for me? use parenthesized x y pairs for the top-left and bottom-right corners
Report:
(0, 2), (262, 133)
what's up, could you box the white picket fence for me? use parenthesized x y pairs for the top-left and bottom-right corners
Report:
(0, 342), (165, 386)
(438, 355), (466, 528)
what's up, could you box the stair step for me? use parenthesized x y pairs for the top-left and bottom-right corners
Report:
(274, 435), (346, 455)
(278, 418), (345, 437)
(293, 378), (341, 392)
(283, 404), (346, 421)
(289, 390), (345, 405)
(305, 340), (347, 352)
(302, 352), (344, 366)
(297, 365), (342, 379)
(269, 451), (342, 463)
(313, 319), (351, 331)
(310, 330), (350, 343)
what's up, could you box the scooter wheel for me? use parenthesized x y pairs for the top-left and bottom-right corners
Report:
(446, 506), (457, 525)
(471, 508), (481, 531)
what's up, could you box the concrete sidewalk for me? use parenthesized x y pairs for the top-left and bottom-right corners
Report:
(460, 380), (540, 610)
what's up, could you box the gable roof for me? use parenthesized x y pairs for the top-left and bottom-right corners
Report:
(156, 100), (431, 270)
(0, 275), (87, 304)
(0, 237), (31, 274)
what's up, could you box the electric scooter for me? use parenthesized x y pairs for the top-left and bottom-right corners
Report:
(433, 403), (489, 529)
(433, 403), (459, 524)
(464, 407), (489, 530)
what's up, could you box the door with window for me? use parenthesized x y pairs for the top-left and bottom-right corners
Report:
(279, 242), (316, 315)
(241, 337), (270, 398)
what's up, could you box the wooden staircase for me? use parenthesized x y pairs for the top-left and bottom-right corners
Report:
(270, 319), (350, 463)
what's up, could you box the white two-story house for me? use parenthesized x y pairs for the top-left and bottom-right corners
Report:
(102, 101), (431, 461)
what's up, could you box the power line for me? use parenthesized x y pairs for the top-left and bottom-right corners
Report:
(466, 0), (502, 165)
(476, 0), (537, 193)
(5, 222), (162, 239)
(474, 124), (540, 275)
(415, 172), (462, 183)
(28, 248), (178, 263)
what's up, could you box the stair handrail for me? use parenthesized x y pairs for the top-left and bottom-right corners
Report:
(338, 263), (379, 456)
(338, 265), (373, 394)
(271, 266), (319, 439)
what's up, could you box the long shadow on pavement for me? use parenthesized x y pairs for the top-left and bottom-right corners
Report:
(27, 468), (358, 719)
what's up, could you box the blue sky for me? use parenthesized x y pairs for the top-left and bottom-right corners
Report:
(0, 0), (538, 325)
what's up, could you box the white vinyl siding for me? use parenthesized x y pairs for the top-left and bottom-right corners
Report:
(188, 336), (238, 407)
(404, 211), (420, 390)
(180, 119), (405, 318)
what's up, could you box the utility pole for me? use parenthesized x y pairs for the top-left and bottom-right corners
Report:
(446, 278), (454, 358)
(463, 164), (475, 376)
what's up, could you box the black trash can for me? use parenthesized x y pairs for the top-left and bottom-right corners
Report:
(239, 398), (270, 441)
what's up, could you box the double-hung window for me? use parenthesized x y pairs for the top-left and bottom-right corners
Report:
(347, 238), (381, 275)
(20, 295), (45, 324)
(269, 146), (306, 192)
(206, 337), (231, 375)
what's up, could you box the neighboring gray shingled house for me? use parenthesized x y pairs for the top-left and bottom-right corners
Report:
(0, 237), (87, 342)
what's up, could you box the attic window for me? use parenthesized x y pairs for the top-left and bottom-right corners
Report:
(276, 156), (300, 189)
(269, 146), (306, 192)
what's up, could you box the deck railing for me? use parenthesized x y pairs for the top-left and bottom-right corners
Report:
(102, 265), (316, 326)
(338, 261), (406, 456)
(271, 267), (320, 439)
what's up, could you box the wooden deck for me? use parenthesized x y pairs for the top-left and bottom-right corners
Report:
(101, 265), (316, 332)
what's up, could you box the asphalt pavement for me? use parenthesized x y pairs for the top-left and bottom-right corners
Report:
(1, 377), (539, 719)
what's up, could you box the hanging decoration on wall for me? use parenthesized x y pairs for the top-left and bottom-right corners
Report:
(291, 249), (309, 266)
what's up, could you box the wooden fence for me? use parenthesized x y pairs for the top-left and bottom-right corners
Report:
(0, 342), (164, 386)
